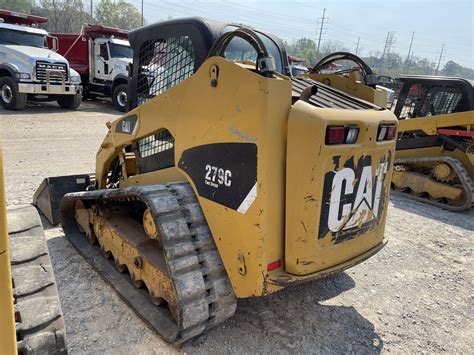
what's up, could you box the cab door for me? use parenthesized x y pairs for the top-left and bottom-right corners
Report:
(94, 40), (110, 80)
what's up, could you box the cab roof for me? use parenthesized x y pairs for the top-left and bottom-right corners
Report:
(0, 9), (47, 25)
(0, 22), (48, 35)
(399, 74), (474, 89)
(128, 16), (289, 74)
(83, 24), (128, 40)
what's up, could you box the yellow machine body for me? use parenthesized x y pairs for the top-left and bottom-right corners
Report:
(0, 146), (17, 354)
(396, 111), (474, 175)
(94, 57), (397, 298)
(307, 71), (388, 108)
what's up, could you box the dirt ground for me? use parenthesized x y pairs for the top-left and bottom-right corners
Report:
(1, 101), (472, 354)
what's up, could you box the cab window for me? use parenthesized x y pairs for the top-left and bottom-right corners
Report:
(223, 25), (283, 74)
(100, 43), (109, 60)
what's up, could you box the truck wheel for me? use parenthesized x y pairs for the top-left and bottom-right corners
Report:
(57, 92), (82, 109)
(112, 84), (128, 112)
(0, 77), (27, 110)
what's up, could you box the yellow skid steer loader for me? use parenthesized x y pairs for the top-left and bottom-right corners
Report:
(34, 18), (397, 343)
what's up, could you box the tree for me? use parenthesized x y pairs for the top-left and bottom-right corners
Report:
(442, 60), (474, 79)
(32, 0), (88, 33)
(0, 0), (35, 13)
(95, 0), (143, 30)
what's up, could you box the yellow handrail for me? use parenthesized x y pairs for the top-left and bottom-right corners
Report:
(0, 145), (17, 354)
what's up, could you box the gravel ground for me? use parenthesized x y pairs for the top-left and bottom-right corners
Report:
(1, 101), (473, 354)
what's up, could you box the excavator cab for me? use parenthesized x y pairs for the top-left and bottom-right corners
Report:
(34, 18), (398, 343)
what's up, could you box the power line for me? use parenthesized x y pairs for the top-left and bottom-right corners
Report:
(316, 8), (328, 53)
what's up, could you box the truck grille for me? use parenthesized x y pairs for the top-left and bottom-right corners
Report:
(35, 61), (68, 83)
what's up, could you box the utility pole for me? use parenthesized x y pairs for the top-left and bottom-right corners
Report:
(404, 32), (415, 74)
(355, 36), (360, 55)
(316, 8), (328, 53)
(90, 0), (93, 23)
(141, 0), (144, 26)
(379, 31), (395, 74)
(435, 44), (445, 75)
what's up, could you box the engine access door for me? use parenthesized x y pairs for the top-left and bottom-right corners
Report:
(285, 101), (397, 275)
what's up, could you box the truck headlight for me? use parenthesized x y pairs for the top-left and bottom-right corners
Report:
(17, 73), (31, 80)
(70, 76), (81, 83)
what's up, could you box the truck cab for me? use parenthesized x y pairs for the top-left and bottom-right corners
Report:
(0, 10), (82, 110)
(52, 25), (133, 112)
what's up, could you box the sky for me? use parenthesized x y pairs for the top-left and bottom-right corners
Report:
(126, 0), (473, 68)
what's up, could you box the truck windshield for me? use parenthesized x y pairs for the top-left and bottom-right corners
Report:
(0, 29), (47, 48)
(109, 43), (132, 58)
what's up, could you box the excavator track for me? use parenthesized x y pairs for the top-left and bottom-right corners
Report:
(391, 156), (473, 212)
(60, 183), (237, 343)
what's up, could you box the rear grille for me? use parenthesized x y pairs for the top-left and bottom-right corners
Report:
(292, 77), (383, 110)
(35, 61), (68, 83)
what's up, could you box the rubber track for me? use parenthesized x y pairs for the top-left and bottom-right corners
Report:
(60, 183), (237, 343)
(8, 205), (67, 354)
(392, 156), (473, 212)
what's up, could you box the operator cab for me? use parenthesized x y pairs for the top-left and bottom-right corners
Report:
(128, 17), (290, 110)
(393, 75), (474, 119)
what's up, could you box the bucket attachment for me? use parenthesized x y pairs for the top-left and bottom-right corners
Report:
(33, 174), (91, 224)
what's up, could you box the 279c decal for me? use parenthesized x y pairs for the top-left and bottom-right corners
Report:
(319, 153), (392, 244)
(205, 165), (232, 188)
(178, 143), (257, 213)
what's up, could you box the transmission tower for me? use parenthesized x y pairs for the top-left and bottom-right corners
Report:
(355, 36), (361, 55)
(316, 8), (328, 53)
(379, 31), (396, 74)
(404, 32), (415, 74)
(435, 44), (445, 75)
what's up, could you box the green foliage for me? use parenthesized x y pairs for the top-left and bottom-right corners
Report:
(0, 0), (35, 13)
(442, 60), (474, 79)
(95, 0), (143, 30)
(285, 37), (473, 79)
(285, 38), (348, 66)
(33, 0), (89, 33)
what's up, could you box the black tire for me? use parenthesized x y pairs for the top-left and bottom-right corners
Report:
(0, 76), (27, 110)
(112, 83), (128, 112)
(57, 92), (82, 109)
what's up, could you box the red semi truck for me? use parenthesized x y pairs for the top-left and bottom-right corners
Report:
(50, 25), (132, 111)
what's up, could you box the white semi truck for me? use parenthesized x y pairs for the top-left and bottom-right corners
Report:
(0, 10), (82, 110)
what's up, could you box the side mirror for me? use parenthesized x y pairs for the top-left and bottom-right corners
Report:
(48, 36), (59, 52)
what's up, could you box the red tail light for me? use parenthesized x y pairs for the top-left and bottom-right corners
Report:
(386, 125), (397, 140)
(377, 124), (397, 141)
(326, 126), (345, 144)
(326, 125), (359, 145)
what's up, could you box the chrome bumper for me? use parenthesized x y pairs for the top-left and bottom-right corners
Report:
(18, 82), (81, 96)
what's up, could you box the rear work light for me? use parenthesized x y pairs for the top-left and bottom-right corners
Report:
(377, 124), (397, 141)
(326, 125), (359, 145)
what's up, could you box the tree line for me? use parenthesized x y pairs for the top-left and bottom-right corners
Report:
(285, 38), (474, 80)
(0, 0), (143, 32)
(2, 1), (472, 80)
